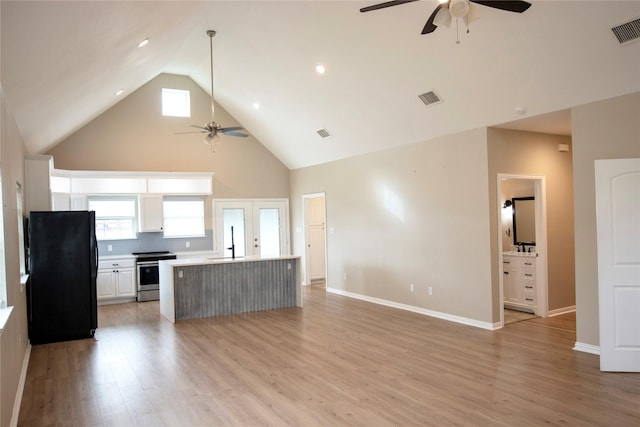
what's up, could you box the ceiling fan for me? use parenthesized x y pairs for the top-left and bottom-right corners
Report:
(360, 0), (531, 35)
(176, 30), (248, 146)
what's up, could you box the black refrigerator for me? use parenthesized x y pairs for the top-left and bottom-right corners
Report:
(27, 211), (98, 345)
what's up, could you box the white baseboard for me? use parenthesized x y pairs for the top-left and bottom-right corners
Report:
(548, 305), (576, 317)
(573, 341), (600, 355)
(11, 343), (31, 427)
(326, 287), (496, 330)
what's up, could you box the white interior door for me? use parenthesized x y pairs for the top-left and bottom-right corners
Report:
(304, 196), (326, 284)
(595, 158), (640, 372)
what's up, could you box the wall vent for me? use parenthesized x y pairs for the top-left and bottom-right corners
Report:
(316, 128), (332, 139)
(611, 17), (640, 44)
(418, 90), (442, 106)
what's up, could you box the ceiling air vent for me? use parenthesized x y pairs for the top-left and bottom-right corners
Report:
(316, 128), (332, 139)
(418, 90), (442, 107)
(611, 17), (640, 45)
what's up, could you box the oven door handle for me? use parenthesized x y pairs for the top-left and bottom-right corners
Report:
(137, 261), (160, 267)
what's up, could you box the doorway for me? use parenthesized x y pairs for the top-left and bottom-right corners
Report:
(303, 193), (327, 287)
(497, 174), (549, 328)
(212, 199), (290, 258)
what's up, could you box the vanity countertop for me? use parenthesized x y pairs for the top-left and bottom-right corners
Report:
(503, 251), (536, 257)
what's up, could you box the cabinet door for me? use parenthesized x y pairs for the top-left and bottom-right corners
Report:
(97, 270), (116, 299)
(503, 258), (514, 303)
(116, 269), (136, 297)
(139, 195), (164, 232)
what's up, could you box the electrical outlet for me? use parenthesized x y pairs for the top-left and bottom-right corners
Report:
(428, 286), (433, 296)
(288, 263), (291, 270)
(186, 241), (190, 248)
(410, 283), (415, 292)
(178, 270), (183, 278)
(107, 244), (112, 252)
(343, 272), (347, 280)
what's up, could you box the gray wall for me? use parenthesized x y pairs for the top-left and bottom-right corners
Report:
(571, 91), (640, 347)
(46, 73), (290, 201)
(487, 128), (575, 319)
(291, 128), (495, 324)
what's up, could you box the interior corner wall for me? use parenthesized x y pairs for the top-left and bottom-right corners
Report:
(46, 73), (290, 200)
(290, 128), (494, 324)
(571, 91), (640, 348)
(487, 128), (575, 321)
(0, 85), (29, 427)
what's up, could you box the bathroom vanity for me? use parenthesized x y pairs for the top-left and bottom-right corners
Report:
(503, 252), (537, 313)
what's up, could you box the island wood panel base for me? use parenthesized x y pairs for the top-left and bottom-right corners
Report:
(174, 259), (297, 321)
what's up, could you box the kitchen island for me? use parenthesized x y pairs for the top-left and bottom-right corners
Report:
(159, 255), (301, 322)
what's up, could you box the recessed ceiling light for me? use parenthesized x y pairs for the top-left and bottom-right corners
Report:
(115, 89), (124, 96)
(316, 64), (325, 75)
(137, 38), (149, 48)
(252, 102), (260, 110)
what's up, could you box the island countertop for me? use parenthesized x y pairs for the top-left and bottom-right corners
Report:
(159, 255), (302, 323)
(162, 254), (301, 267)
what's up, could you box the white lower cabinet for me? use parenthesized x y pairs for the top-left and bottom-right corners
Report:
(503, 255), (536, 312)
(97, 257), (136, 304)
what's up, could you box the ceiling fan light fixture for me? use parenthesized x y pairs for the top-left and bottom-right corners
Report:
(465, 3), (480, 24)
(448, 0), (469, 18)
(433, 7), (452, 28)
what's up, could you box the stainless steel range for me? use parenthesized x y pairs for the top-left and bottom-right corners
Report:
(133, 251), (177, 302)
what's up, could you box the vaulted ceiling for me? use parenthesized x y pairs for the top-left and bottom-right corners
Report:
(1, 1), (639, 169)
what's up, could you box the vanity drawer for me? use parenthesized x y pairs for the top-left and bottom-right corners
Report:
(523, 293), (536, 305)
(519, 270), (536, 281)
(517, 258), (536, 269)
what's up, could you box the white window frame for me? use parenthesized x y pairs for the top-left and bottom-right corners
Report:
(163, 197), (206, 238)
(88, 196), (138, 241)
(161, 88), (191, 117)
(17, 182), (26, 276)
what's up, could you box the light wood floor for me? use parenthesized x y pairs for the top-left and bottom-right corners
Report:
(18, 287), (640, 426)
(503, 308), (538, 325)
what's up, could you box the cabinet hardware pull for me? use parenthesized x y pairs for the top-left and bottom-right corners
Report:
(504, 272), (509, 275)
(525, 273), (533, 277)
(504, 261), (510, 264)
(525, 285), (533, 289)
(525, 298), (533, 301)
(525, 262), (532, 266)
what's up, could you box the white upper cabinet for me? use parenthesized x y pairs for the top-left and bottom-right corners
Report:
(139, 195), (164, 232)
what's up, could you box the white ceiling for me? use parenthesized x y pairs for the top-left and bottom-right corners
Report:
(1, 1), (639, 169)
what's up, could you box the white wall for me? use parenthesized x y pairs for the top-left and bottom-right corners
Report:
(572, 91), (640, 348)
(291, 128), (494, 324)
(0, 84), (29, 427)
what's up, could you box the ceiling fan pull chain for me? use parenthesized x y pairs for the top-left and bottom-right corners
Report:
(456, 18), (460, 44)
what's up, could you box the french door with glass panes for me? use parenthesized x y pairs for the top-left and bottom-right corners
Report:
(213, 199), (289, 258)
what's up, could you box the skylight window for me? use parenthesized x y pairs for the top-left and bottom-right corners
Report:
(162, 88), (191, 117)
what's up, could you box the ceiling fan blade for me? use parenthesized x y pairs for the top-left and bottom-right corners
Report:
(422, 4), (445, 34)
(469, 0), (531, 13)
(219, 126), (245, 132)
(220, 131), (249, 138)
(360, 0), (419, 13)
(189, 124), (210, 131)
(175, 130), (207, 135)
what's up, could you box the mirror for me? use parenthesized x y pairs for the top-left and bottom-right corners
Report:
(512, 197), (535, 245)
